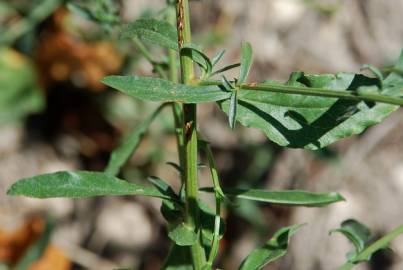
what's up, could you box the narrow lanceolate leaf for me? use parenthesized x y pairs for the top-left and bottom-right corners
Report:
(105, 104), (167, 176)
(121, 18), (178, 51)
(7, 171), (172, 200)
(338, 225), (403, 270)
(239, 224), (304, 270)
(211, 49), (226, 67)
(222, 76), (234, 91)
(201, 188), (345, 207)
(220, 49), (403, 149)
(238, 42), (253, 85)
(102, 76), (231, 103)
(229, 90), (238, 129)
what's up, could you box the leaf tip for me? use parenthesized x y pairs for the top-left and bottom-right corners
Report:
(100, 75), (121, 88)
(6, 186), (15, 196)
(333, 192), (346, 202)
(100, 75), (112, 84)
(6, 181), (20, 196)
(328, 228), (339, 236)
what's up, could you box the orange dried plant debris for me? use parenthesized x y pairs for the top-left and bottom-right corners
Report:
(0, 216), (71, 270)
(36, 9), (122, 91)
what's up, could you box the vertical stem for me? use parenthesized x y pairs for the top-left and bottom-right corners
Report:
(176, 0), (206, 269)
(167, 6), (185, 179)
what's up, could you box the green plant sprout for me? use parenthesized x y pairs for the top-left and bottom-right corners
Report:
(7, 0), (403, 269)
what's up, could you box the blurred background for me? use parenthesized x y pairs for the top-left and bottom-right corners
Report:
(1, 0), (403, 269)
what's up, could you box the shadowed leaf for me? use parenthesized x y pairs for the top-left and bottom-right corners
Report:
(220, 61), (402, 149)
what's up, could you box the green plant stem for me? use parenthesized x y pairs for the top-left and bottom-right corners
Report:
(199, 80), (403, 106)
(176, 0), (206, 268)
(132, 37), (168, 79)
(167, 5), (185, 181)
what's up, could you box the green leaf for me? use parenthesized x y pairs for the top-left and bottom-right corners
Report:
(147, 176), (178, 199)
(166, 161), (183, 174)
(7, 171), (172, 200)
(220, 69), (401, 149)
(163, 245), (193, 270)
(121, 18), (178, 51)
(352, 225), (402, 263)
(221, 76), (234, 91)
(201, 188), (345, 207)
(338, 225), (403, 270)
(102, 76), (231, 103)
(14, 217), (54, 270)
(330, 219), (373, 254)
(161, 199), (183, 224)
(168, 223), (198, 246)
(239, 224), (304, 270)
(161, 198), (225, 246)
(105, 104), (167, 176)
(211, 49), (225, 67)
(160, 197), (224, 251)
(361, 64), (383, 89)
(238, 42), (253, 85)
(229, 90), (238, 129)
(181, 44), (213, 77)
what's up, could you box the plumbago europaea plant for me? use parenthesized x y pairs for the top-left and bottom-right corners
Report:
(7, 0), (403, 269)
